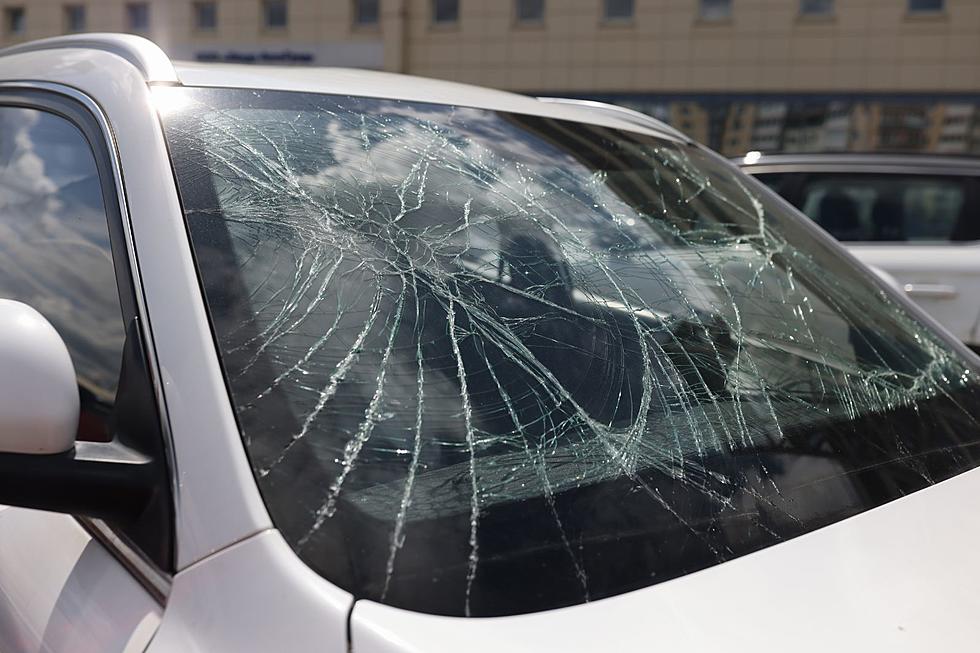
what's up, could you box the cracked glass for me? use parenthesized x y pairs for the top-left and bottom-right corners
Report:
(162, 87), (980, 617)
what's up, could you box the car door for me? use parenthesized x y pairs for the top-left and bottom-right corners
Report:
(764, 170), (980, 348)
(0, 92), (169, 652)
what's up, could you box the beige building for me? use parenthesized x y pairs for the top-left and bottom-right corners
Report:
(3, 0), (979, 154)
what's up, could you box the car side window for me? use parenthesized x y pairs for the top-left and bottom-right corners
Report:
(796, 174), (972, 242)
(0, 106), (125, 442)
(752, 172), (787, 194)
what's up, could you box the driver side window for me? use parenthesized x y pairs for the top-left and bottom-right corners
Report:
(0, 106), (125, 442)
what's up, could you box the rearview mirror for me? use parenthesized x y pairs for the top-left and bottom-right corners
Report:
(0, 299), (80, 455)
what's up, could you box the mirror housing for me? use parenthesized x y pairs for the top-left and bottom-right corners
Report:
(0, 303), (172, 569)
(0, 299), (80, 454)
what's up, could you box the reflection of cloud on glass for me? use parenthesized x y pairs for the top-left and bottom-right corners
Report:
(0, 108), (124, 402)
(199, 99), (895, 406)
(237, 104), (709, 315)
(0, 109), (58, 207)
(199, 98), (932, 407)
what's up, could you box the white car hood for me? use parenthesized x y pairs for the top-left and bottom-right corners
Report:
(352, 463), (980, 652)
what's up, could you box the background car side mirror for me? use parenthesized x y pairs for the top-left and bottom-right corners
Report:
(0, 299), (80, 455)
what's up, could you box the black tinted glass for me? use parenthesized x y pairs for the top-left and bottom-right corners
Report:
(163, 88), (980, 617)
(797, 174), (972, 242)
(752, 172), (787, 194)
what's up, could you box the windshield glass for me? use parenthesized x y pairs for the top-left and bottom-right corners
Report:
(161, 87), (980, 617)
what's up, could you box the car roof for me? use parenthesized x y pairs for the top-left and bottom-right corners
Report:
(737, 151), (980, 174)
(0, 33), (686, 143)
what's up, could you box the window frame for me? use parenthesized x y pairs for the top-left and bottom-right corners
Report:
(0, 86), (176, 591)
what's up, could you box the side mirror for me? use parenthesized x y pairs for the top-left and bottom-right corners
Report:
(0, 299), (80, 455)
(0, 301), (172, 567)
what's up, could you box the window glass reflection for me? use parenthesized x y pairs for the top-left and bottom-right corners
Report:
(0, 107), (124, 440)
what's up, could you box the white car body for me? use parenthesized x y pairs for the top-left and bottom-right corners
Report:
(1, 35), (980, 653)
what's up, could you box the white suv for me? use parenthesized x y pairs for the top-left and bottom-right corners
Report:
(3, 34), (980, 653)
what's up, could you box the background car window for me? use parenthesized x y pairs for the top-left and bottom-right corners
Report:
(752, 172), (786, 194)
(0, 106), (125, 441)
(797, 174), (971, 242)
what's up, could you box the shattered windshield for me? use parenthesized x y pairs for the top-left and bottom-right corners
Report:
(162, 88), (980, 617)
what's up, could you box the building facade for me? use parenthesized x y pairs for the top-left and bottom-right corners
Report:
(4, 0), (980, 155)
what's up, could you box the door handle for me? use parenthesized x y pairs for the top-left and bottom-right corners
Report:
(903, 283), (958, 299)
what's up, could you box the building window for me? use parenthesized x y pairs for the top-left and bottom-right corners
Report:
(433, 0), (458, 24)
(908, 0), (943, 12)
(64, 4), (85, 32)
(194, 2), (217, 30)
(603, 0), (633, 21)
(700, 0), (732, 21)
(800, 0), (833, 15)
(516, 0), (544, 23)
(354, 0), (379, 25)
(126, 2), (149, 31)
(4, 6), (24, 35)
(263, 0), (287, 28)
